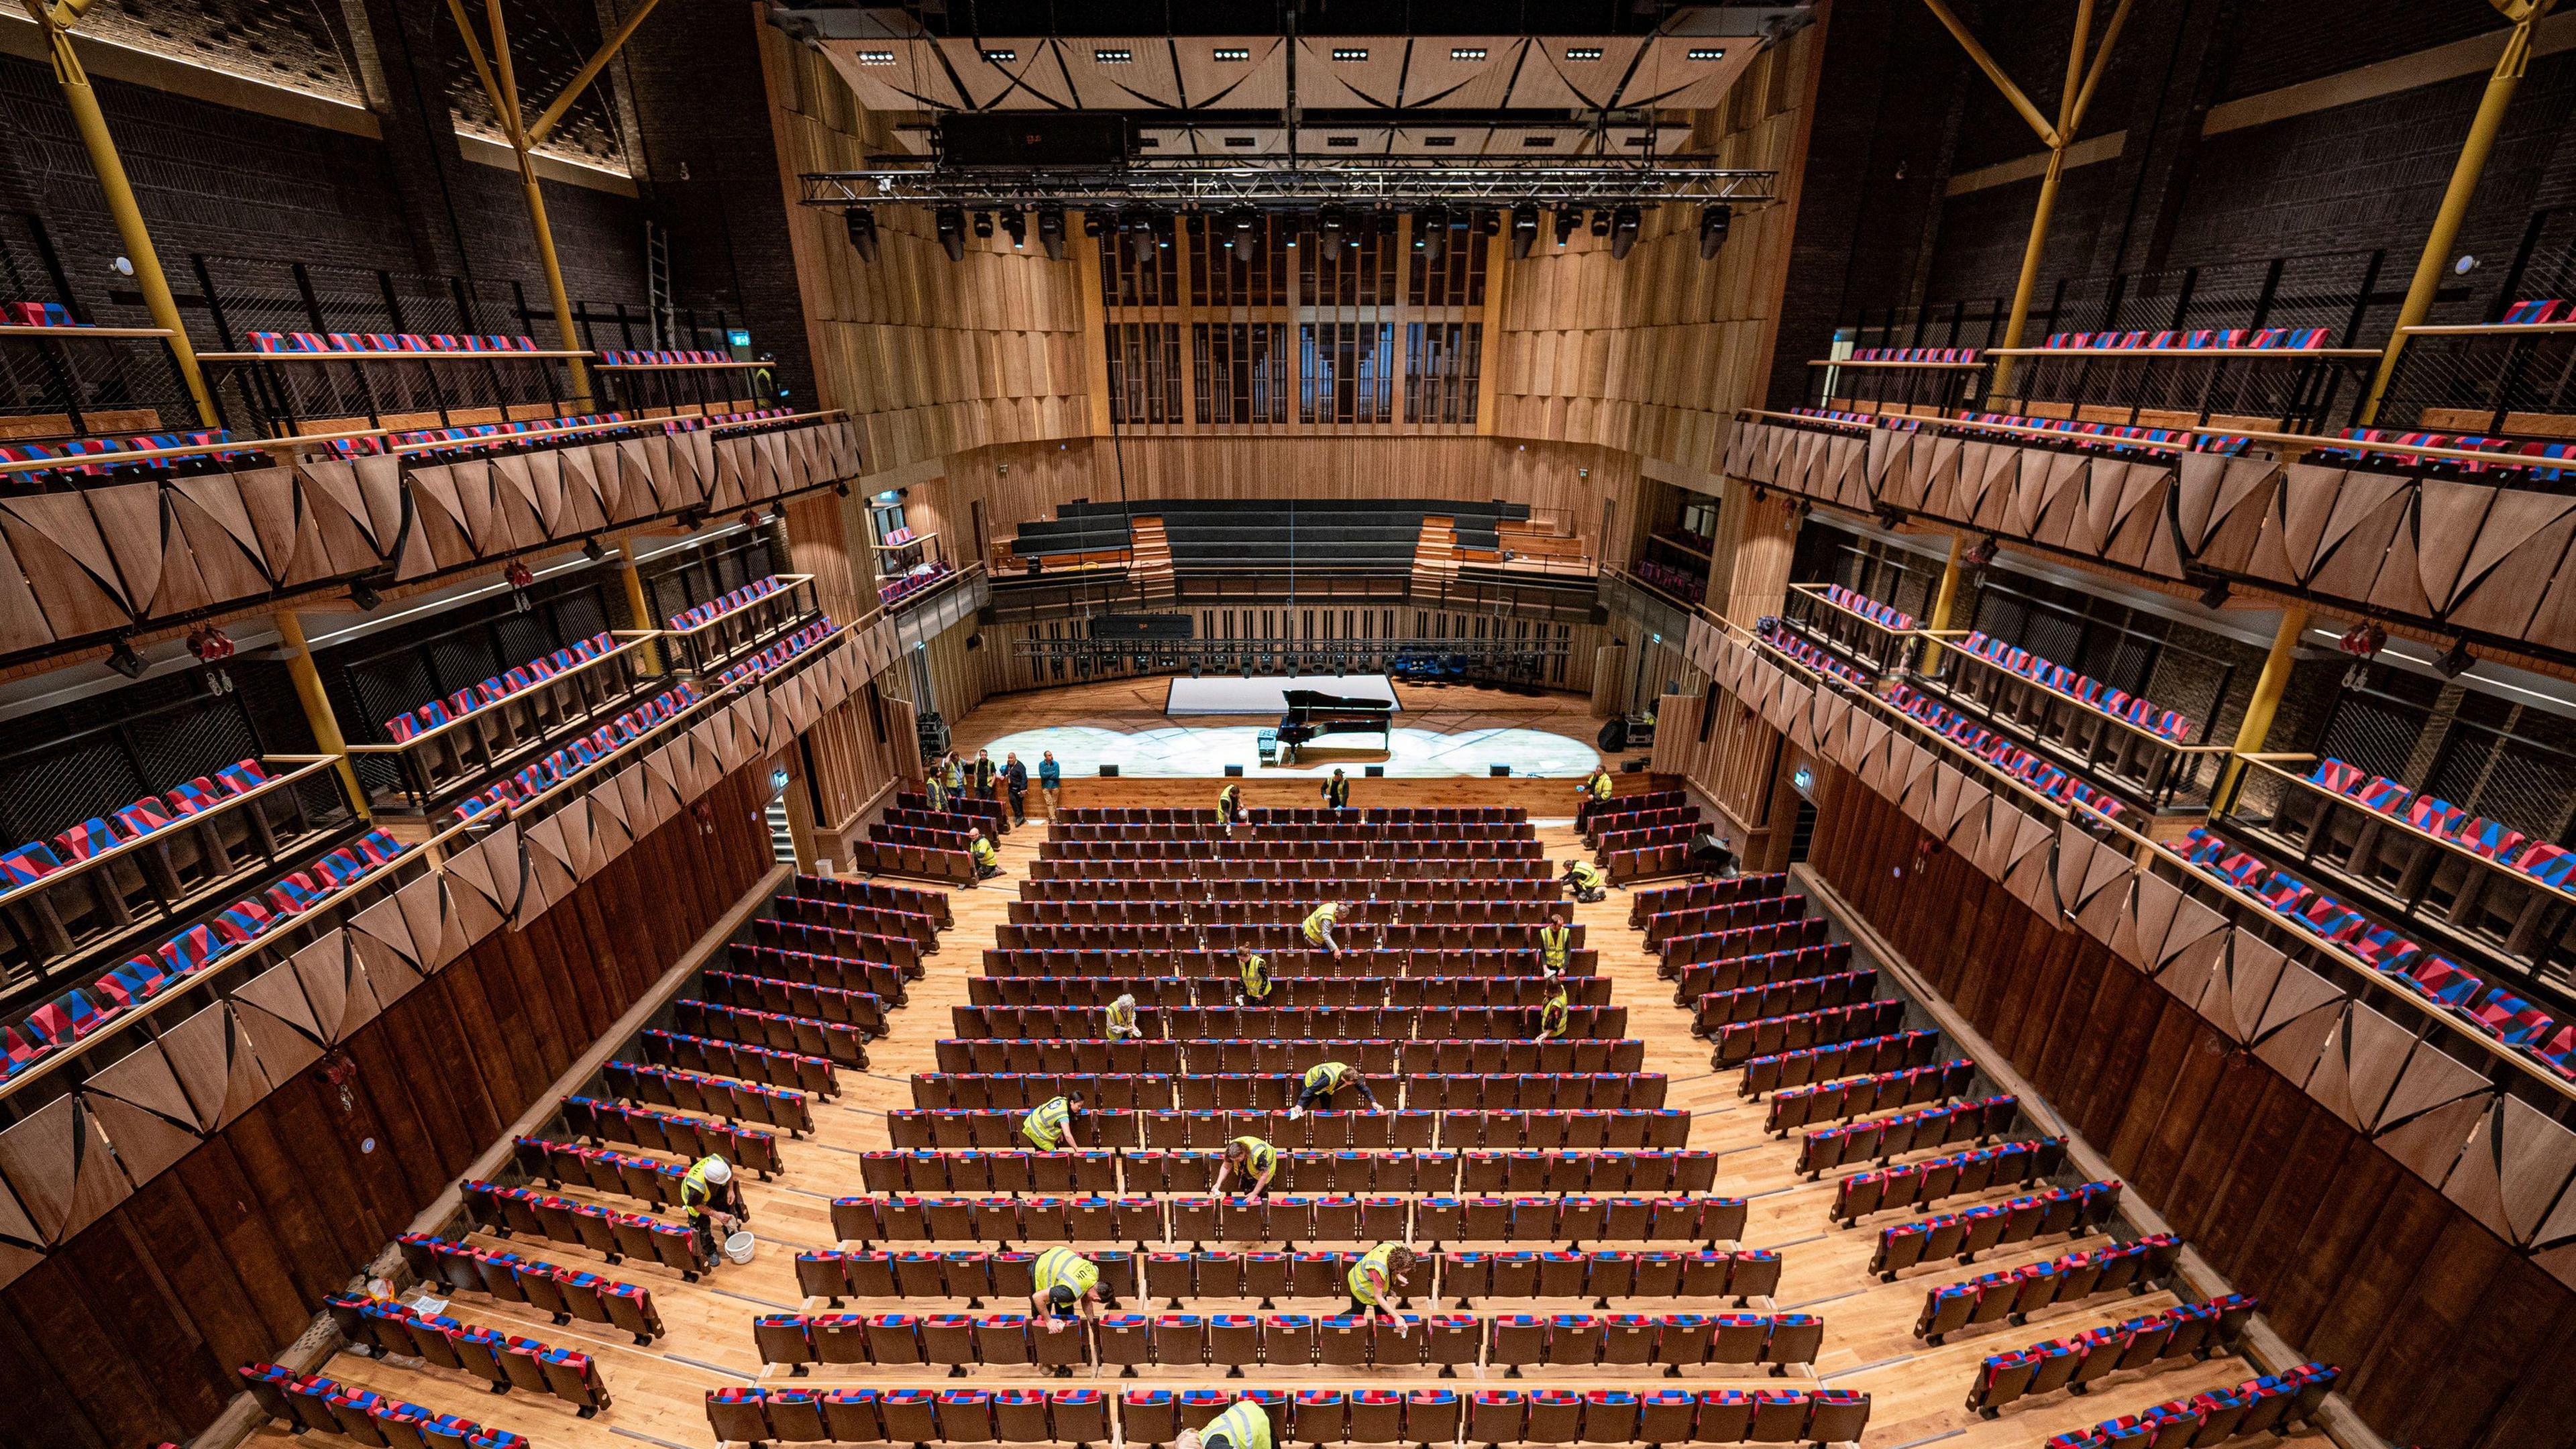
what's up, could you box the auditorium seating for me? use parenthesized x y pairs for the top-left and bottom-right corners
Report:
(983, 947), (1597, 979)
(1627, 874), (1793, 928)
(1665, 922), (1837, 975)
(1004, 896), (1568, 926)
(1867, 1182), (2127, 1279)
(907, 1071), (1667, 1113)
(850, 835), (978, 885)
(462, 1179), (706, 1277)
(710, 619), (843, 692)
(641, 1028), (839, 1096)
(934, 1038), (1647, 1076)
(711, 963), (900, 1023)
(883, 558), (959, 607)
(1056, 807), (1527, 825)
(2315, 427), (2576, 480)
(445, 678), (707, 822)
(1030, 855), (1553, 882)
(1711, 998), (1908, 1068)
(1740, 1030), (1945, 1097)
(600, 1061), (818, 1133)
(968, 973), (1609, 1008)
(239, 1364), (531, 1449)
(1691, 967), (1876, 1034)
(1913, 1236), (2182, 1343)
(994, 921), (1576, 954)
(394, 1233), (665, 1342)
(1966, 1297), (2257, 1415)
(1017, 877), (1555, 904)
(886, 1106), (1689, 1151)
(561, 1093), (787, 1175)
(1758, 621), (1876, 688)
(1011, 498), (1532, 581)
(824, 1193), (1750, 1250)
(1644, 894), (1807, 949)
(729, 944), (912, 1001)
(1887, 682), (2135, 821)
(1794, 1095), (2020, 1177)
(791, 871), (955, 926)
(1043, 839), (1543, 864)
(323, 1293), (613, 1413)
(2038, 1362), (2339, 1448)
(855, 1148), (1718, 1197)
(949, 1003), (1631, 1040)
(1827, 1139), (2069, 1226)
(1762, 1059), (1977, 1133)
(676, 996), (872, 1067)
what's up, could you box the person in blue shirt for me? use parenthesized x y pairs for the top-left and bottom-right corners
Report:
(1038, 750), (1063, 818)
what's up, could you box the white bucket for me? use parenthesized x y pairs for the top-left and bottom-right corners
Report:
(723, 1231), (757, 1265)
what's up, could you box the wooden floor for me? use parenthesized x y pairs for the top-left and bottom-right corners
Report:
(252, 722), (2300, 1449)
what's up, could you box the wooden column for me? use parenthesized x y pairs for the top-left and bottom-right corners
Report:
(2219, 607), (2306, 804)
(274, 609), (369, 820)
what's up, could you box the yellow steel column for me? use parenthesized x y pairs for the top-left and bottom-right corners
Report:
(2359, 0), (2559, 424)
(275, 609), (371, 821)
(1919, 532), (1968, 672)
(617, 537), (662, 674)
(2219, 606), (2306, 805)
(32, 13), (218, 428)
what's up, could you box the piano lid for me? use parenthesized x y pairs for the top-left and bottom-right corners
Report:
(1280, 689), (1395, 714)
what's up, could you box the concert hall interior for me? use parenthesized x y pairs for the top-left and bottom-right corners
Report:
(7, 4), (2576, 1449)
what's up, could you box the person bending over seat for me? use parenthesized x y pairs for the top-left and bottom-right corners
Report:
(1537, 912), (1574, 979)
(1347, 1241), (1417, 1336)
(1301, 900), (1350, 958)
(1105, 993), (1142, 1041)
(1576, 767), (1613, 826)
(1176, 1398), (1273, 1449)
(1322, 769), (1350, 811)
(1535, 985), (1571, 1044)
(969, 833), (1001, 879)
(1215, 1135), (1280, 1197)
(1238, 950), (1273, 1005)
(1560, 857), (1608, 904)
(680, 1155), (749, 1273)
(1022, 1093), (1085, 1150)
(1030, 1246), (1106, 1375)
(1217, 782), (1243, 829)
(1294, 1061), (1377, 1117)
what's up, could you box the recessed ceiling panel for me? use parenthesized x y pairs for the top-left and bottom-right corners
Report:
(1512, 36), (1651, 109)
(1170, 38), (1289, 111)
(1621, 36), (1758, 109)
(1393, 37), (1529, 109)
(934, 38), (1071, 110)
(820, 40), (968, 111)
(1293, 37), (1413, 110)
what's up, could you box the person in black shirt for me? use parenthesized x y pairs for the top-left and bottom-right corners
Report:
(1322, 769), (1350, 810)
(1002, 752), (1029, 824)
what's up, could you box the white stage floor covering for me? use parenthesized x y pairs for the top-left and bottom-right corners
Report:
(1163, 674), (1400, 716)
(971, 722), (1600, 779)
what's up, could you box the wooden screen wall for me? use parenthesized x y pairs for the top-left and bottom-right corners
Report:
(1805, 771), (2576, 1449)
(0, 765), (781, 1448)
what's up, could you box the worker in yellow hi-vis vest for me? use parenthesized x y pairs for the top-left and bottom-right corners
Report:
(1238, 951), (1273, 1005)
(1561, 857), (1608, 904)
(1346, 1241), (1417, 1336)
(1177, 1399), (1274, 1449)
(970, 833), (1001, 879)
(1105, 993), (1142, 1042)
(1217, 782), (1243, 829)
(1301, 900), (1350, 958)
(1576, 767), (1613, 827)
(1022, 1093), (1086, 1150)
(1214, 1134), (1279, 1198)
(1537, 912), (1574, 980)
(1030, 1245), (1106, 1375)
(1294, 1060), (1379, 1116)
(1535, 984), (1571, 1044)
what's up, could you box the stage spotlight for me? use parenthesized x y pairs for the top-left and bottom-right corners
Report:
(1554, 209), (1579, 247)
(841, 207), (878, 261)
(2434, 639), (2475, 679)
(1037, 205), (1067, 259)
(1964, 536), (1998, 569)
(1608, 205), (1641, 259)
(1699, 203), (1733, 258)
(106, 635), (146, 679)
(1509, 203), (1540, 258)
(1081, 209), (1107, 237)
(1418, 205), (1450, 266)
(582, 536), (607, 561)
(1001, 210), (1027, 248)
(349, 578), (383, 612)
(971, 211), (995, 239)
(1319, 204), (1348, 262)
(1591, 209), (1613, 237)
(935, 207), (966, 261)
(1476, 209), (1502, 236)
(2197, 577), (2231, 610)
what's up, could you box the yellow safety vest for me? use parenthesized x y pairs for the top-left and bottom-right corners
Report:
(1324, 776), (1349, 808)
(1303, 1062), (1353, 1096)
(971, 836), (998, 867)
(1539, 993), (1570, 1034)
(1588, 773), (1612, 800)
(1539, 924), (1572, 969)
(1568, 861), (1605, 891)
(1033, 1247), (1098, 1304)
(1218, 786), (1240, 816)
(679, 1158), (720, 1223)
(1240, 953), (1271, 1000)
(1230, 1136), (1278, 1175)
(1022, 1096), (1074, 1149)
(1348, 1242), (1399, 1305)
(1301, 904), (1339, 944)
(1203, 1401), (1274, 1449)
(1106, 999), (1137, 1032)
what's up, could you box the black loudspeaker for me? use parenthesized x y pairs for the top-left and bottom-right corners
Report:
(937, 112), (1131, 166)
(1490, 765), (1511, 777)
(1364, 765), (1385, 777)
(1224, 764), (1244, 777)
(1099, 764), (1120, 777)
(1091, 613), (1195, 641)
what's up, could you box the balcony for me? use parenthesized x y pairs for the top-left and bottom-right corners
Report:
(1774, 582), (1919, 679)
(345, 631), (668, 817)
(659, 575), (824, 676)
(1910, 630), (2233, 814)
(1, 309), (197, 441)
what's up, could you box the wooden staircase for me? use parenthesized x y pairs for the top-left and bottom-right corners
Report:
(1129, 515), (1177, 606)
(1411, 516), (1461, 596)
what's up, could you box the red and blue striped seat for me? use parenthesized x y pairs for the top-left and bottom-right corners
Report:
(1, 842), (62, 886)
(2502, 299), (2569, 325)
(2403, 796), (2466, 838)
(53, 818), (119, 861)
(2354, 776), (2408, 813)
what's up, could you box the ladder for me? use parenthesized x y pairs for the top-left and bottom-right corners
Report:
(645, 220), (674, 347)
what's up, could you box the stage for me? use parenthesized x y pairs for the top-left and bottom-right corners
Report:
(1163, 674), (1401, 716)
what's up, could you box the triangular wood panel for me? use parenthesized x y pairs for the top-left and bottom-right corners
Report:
(0, 1097), (130, 1245)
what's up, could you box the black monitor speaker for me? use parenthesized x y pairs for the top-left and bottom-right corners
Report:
(1490, 764), (1511, 777)
(1364, 765), (1385, 777)
(1224, 764), (1244, 777)
(1098, 764), (1120, 777)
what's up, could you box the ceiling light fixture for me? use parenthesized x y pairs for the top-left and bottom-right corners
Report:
(935, 206), (965, 261)
(1564, 46), (1604, 60)
(1699, 203), (1733, 258)
(855, 49), (894, 64)
(1212, 47), (1250, 62)
(1450, 47), (1487, 60)
(2434, 639), (2475, 679)
(1036, 205), (1065, 259)
(1508, 203), (1540, 258)
(981, 48), (1016, 63)
(841, 206), (878, 261)
(1554, 209), (1578, 246)
(1687, 47), (1727, 61)
(1093, 48), (1132, 63)
(105, 635), (146, 679)
(1331, 48), (1369, 61)
(1607, 205), (1641, 260)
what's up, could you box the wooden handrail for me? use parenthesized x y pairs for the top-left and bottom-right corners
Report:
(661, 576), (818, 640)
(2231, 753), (2576, 911)
(0, 755), (348, 915)
(1917, 631), (2228, 754)
(1982, 345), (2381, 360)
(0, 323), (175, 339)
(1742, 405), (2569, 470)
(197, 348), (594, 364)
(0, 407), (845, 477)
(342, 632), (661, 755)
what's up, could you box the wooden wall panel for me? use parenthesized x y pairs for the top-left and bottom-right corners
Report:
(1805, 766), (2575, 1449)
(0, 763), (779, 1447)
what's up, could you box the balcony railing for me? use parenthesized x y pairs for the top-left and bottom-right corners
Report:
(346, 632), (667, 816)
(0, 319), (197, 439)
(1776, 582), (1919, 678)
(661, 576), (823, 677)
(2376, 314), (2576, 439)
(1911, 633), (2231, 814)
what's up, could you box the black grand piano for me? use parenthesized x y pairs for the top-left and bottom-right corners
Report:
(1270, 688), (1395, 762)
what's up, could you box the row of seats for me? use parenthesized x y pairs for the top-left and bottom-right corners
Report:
(1816, 583), (1915, 632)
(792, 1246), (1782, 1310)
(1711, 998), (1909, 1067)
(239, 1364), (527, 1449)
(1887, 683), (2132, 822)
(1049, 822), (1532, 845)
(1605, 841), (1704, 884)
(881, 559), (957, 607)
(1664, 922), (1835, 975)
(2039, 1363), (2339, 1449)
(1596, 822), (1697, 860)
(676, 996), (872, 1067)
(995, 922), (1570, 952)
(453, 680), (706, 822)
(981, 947), (1593, 979)
(4, 755), (290, 890)
(790, 871), (955, 926)
(895, 794), (1010, 836)
(1758, 621), (1877, 691)
(512, 1135), (684, 1204)
(602, 1059), (817, 1132)
(1868, 1182), (2127, 1279)
(333, 407), (796, 460)
(1847, 345), (1980, 362)
(1952, 631), (2192, 742)
(642, 1027), (838, 1095)
(1827, 1138), (2068, 1225)
(1794, 1095), (2020, 1177)
(2036, 327), (2333, 351)
(382, 631), (625, 742)
(2167, 829), (2573, 1079)
(704, 967), (894, 1030)
(710, 617), (842, 693)
(1644, 895), (1807, 948)
(1031, 857), (1552, 883)
(1044, 839), (1545, 863)
(934, 1038), (1647, 1077)
(1058, 806), (1527, 824)
(2290, 757), (2573, 888)
(873, 821), (979, 853)
(462, 1181), (704, 1277)
(888, 1106), (1693, 1152)
(752, 1309), (1825, 1374)
(324, 1294), (612, 1413)
(1585, 806), (1698, 844)
(561, 1092), (786, 1174)
(771, 892), (946, 945)
(949, 1004), (1631, 1042)
(1005, 898), (1566, 927)
(732, 943), (912, 1000)
(1676, 949), (1860, 1018)
(7, 821), (404, 1075)
(668, 574), (789, 632)
(1915, 1236), (2182, 1342)
(1742, 1029), (1943, 1097)
(394, 1233), (664, 1341)
(1966, 1296), (2257, 1414)
(967, 974), (1611, 1008)
(857, 1148), (1720, 1197)
(908, 1071), (1669, 1113)
(247, 330), (539, 353)
(1762, 1059), (1977, 1132)
(853, 833), (977, 885)
(824, 1193), (1753, 1249)
(888, 804), (998, 839)
(1691, 968), (1877, 1033)
(704, 1383), (1867, 1448)
(1627, 874), (1793, 929)
(600, 347), (739, 364)
(2317, 427), (2576, 480)
(1633, 556), (1709, 606)
(1582, 789), (1690, 830)
(1017, 877), (1558, 904)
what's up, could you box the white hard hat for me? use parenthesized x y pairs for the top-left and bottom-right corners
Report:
(702, 1156), (732, 1184)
